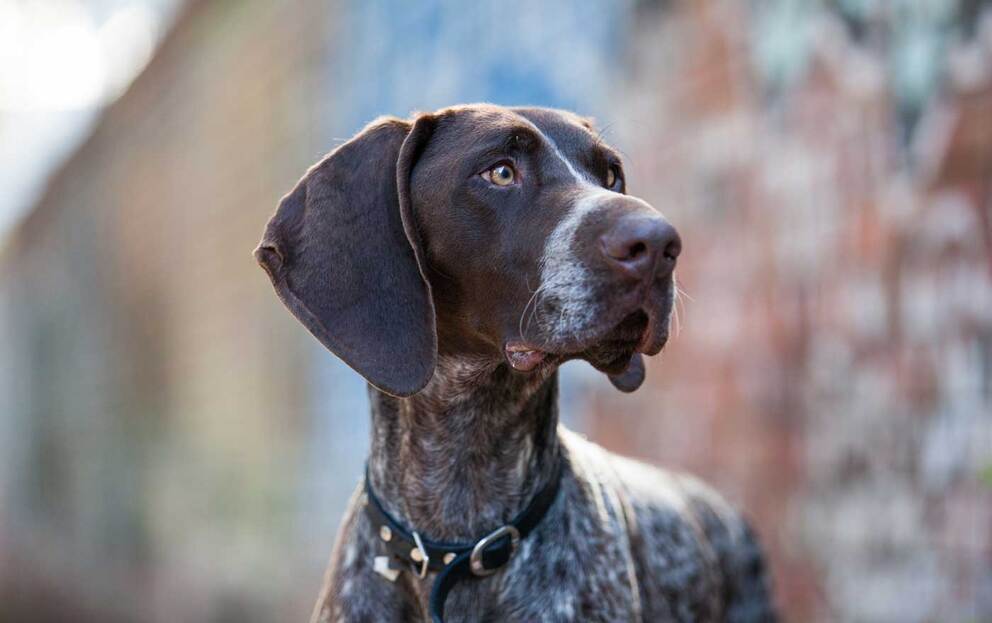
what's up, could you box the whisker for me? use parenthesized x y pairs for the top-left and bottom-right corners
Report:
(672, 277), (690, 339)
(518, 280), (549, 342)
(674, 277), (694, 302)
(524, 293), (544, 338)
(594, 122), (617, 146)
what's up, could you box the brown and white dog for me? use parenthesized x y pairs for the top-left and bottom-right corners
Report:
(256, 104), (777, 622)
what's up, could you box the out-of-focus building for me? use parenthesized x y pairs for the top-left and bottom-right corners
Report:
(0, 3), (341, 621)
(0, 1), (989, 622)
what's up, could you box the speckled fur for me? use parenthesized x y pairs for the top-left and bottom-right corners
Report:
(257, 104), (778, 622)
(311, 361), (777, 623)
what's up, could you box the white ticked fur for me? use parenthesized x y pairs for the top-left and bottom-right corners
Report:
(537, 168), (615, 341)
(291, 107), (777, 623)
(545, 135), (595, 186)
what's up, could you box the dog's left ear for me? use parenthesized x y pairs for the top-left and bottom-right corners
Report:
(608, 353), (646, 393)
(255, 115), (438, 397)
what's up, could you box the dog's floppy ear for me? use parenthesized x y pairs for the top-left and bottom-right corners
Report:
(255, 116), (438, 397)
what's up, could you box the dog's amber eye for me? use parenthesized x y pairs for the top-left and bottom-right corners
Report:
(606, 165), (621, 190)
(485, 163), (515, 186)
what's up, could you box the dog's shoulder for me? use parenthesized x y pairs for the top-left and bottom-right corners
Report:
(561, 429), (778, 622)
(312, 486), (421, 623)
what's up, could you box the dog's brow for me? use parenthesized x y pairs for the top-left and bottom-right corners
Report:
(470, 126), (540, 159)
(501, 127), (541, 152)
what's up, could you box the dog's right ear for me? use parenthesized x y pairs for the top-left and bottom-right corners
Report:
(254, 116), (438, 397)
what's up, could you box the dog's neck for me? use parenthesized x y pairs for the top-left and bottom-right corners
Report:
(366, 355), (561, 541)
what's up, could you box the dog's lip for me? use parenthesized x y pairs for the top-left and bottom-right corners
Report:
(505, 308), (655, 370)
(635, 330), (653, 353)
(504, 341), (548, 371)
(636, 307), (668, 355)
(636, 330), (668, 355)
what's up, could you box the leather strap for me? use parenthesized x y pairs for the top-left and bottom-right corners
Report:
(364, 460), (563, 623)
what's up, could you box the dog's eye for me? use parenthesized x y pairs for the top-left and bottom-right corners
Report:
(484, 163), (516, 186)
(606, 165), (622, 190)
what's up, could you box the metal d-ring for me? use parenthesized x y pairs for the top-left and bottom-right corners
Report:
(470, 525), (520, 576)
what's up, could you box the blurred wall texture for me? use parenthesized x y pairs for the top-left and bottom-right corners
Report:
(1, 1), (991, 622)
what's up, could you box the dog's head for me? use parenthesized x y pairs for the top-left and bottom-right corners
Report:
(256, 105), (680, 397)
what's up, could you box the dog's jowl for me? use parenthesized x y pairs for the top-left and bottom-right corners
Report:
(256, 104), (777, 623)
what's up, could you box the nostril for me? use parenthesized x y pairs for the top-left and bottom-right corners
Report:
(601, 235), (649, 264)
(658, 221), (682, 264)
(663, 237), (681, 261)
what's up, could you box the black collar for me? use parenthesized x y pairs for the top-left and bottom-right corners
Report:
(363, 460), (563, 623)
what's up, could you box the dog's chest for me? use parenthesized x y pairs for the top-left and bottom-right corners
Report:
(438, 478), (642, 622)
(328, 478), (642, 623)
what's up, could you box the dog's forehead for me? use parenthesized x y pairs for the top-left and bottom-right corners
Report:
(510, 107), (599, 152)
(434, 104), (600, 154)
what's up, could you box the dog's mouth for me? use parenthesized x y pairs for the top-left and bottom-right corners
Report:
(505, 308), (666, 374)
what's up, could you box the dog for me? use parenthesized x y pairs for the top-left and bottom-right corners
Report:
(255, 104), (777, 622)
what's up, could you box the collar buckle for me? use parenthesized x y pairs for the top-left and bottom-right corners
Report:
(469, 525), (520, 576)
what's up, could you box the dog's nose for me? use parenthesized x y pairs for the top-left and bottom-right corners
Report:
(599, 216), (681, 281)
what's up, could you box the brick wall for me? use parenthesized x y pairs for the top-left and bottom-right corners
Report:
(590, 3), (992, 621)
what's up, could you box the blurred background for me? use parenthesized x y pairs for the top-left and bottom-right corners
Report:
(1, 0), (990, 621)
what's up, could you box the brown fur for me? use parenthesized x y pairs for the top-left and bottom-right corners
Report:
(256, 104), (777, 622)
